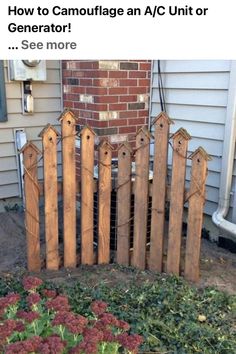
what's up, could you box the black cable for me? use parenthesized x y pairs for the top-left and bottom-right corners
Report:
(157, 60), (166, 113)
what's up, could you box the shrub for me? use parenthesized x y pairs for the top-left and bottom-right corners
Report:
(0, 276), (143, 354)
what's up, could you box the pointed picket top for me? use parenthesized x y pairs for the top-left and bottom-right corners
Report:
(118, 141), (133, 154)
(171, 128), (191, 141)
(189, 146), (212, 161)
(80, 125), (96, 137)
(58, 109), (76, 123)
(20, 141), (41, 155)
(136, 126), (152, 140)
(38, 123), (60, 138)
(99, 140), (114, 151)
(152, 111), (174, 126)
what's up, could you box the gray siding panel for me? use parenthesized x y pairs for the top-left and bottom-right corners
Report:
(152, 88), (228, 107)
(153, 72), (230, 89)
(153, 60), (231, 73)
(0, 60), (62, 199)
(151, 60), (231, 215)
(151, 103), (226, 124)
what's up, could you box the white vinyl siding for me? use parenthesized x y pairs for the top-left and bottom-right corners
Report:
(0, 60), (62, 199)
(151, 60), (232, 216)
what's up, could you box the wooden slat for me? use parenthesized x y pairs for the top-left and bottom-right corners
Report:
(39, 125), (59, 270)
(133, 127), (151, 270)
(59, 110), (77, 268)
(21, 142), (41, 272)
(80, 126), (95, 265)
(98, 141), (112, 264)
(185, 147), (210, 282)
(38, 180), (189, 205)
(167, 128), (191, 275)
(117, 142), (132, 265)
(150, 113), (172, 271)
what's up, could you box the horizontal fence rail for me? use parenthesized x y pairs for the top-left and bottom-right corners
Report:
(22, 110), (211, 282)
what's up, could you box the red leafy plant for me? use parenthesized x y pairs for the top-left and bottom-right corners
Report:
(0, 276), (143, 353)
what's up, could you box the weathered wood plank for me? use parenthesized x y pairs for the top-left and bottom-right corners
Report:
(38, 180), (189, 204)
(98, 141), (112, 264)
(117, 142), (132, 266)
(59, 110), (77, 268)
(80, 126), (95, 265)
(185, 147), (210, 282)
(21, 142), (41, 272)
(167, 128), (191, 275)
(133, 127), (151, 270)
(39, 125), (59, 270)
(150, 113), (173, 271)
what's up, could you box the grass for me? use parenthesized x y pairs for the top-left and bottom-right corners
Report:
(0, 267), (236, 353)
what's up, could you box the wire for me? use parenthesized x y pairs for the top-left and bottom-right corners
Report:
(157, 60), (167, 113)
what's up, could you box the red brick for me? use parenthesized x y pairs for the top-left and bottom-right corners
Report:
(129, 87), (147, 94)
(73, 102), (86, 110)
(109, 71), (128, 78)
(94, 95), (118, 104)
(109, 103), (127, 111)
(120, 79), (137, 87)
(73, 71), (85, 78)
(72, 108), (79, 116)
(129, 71), (147, 78)
(138, 110), (149, 117)
(64, 94), (79, 101)
(86, 87), (107, 95)
(119, 95), (137, 103)
(109, 119), (127, 127)
(86, 103), (108, 111)
(128, 118), (146, 125)
(94, 78), (118, 87)
(81, 70), (108, 78)
(139, 79), (150, 87)
(79, 111), (93, 119)
(111, 146), (119, 155)
(109, 87), (128, 95)
(70, 86), (86, 94)
(76, 61), (99, 70)
(63, 70), (72, 77)
(98, 121), (109, 128)
(92, 112), (99, 120)
(119, 126), (137, 134)
(120, 111), (137, 118)
(140, 63), (151, 70)
(64, 100), (72, 107)
(80, 79), (93, 86)
(76, 117), (87, 124)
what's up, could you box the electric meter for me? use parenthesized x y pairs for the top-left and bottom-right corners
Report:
(22, 60), (41, 67)
(9, 60), (47, 81)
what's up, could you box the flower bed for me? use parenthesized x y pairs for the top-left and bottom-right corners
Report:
(0, 276), (142, 353)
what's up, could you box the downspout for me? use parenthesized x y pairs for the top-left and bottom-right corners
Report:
(212, 60), (236, 240)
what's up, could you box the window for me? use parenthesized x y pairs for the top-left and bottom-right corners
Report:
(0, 61), (7, 122)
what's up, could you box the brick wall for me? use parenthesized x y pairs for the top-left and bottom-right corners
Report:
(62, 60), (151, 176)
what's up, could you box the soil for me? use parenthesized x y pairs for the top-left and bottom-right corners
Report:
(0, 210), (236, 294)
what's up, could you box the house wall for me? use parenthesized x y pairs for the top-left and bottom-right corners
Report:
(151, 60), (233, 217)
(0, 60), (62, 200)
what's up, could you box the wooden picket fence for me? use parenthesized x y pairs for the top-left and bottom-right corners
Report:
(21, 110), (211, 282)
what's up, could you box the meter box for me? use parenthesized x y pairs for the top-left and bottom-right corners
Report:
(9, 60), (47, 81)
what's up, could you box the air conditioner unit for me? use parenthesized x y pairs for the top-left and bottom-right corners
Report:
(9, 60), (47, 81)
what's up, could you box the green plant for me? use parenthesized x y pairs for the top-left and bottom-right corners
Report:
(0, 276), (143, 353)
(0, 269), (236, 353)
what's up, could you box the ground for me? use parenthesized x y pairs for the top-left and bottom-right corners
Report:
(0, 210), (236, 294)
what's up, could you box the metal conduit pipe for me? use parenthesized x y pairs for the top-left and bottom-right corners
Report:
(212, 61), (236, 240)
